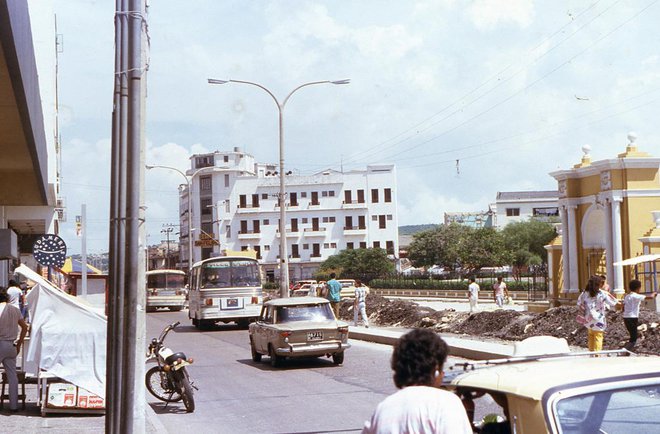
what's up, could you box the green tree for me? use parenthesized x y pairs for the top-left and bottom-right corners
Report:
(408, 224), (471, 269)
(318, 248), (394, 282)
(459, 227), (508, 272)
(502, 219), (557, 280)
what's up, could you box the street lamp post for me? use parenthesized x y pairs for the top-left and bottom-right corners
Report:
(208, 78), (350, 297)
(146, 165), (215, 270)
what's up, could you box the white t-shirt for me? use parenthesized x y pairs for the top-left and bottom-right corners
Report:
(6, 286), (22, 308)
(623, 292), (646, 318)
(362, 385), (472, 434)
(0, 303), (22, 341)
(468, 282), (480, 298)
(493, 282), (507, 297)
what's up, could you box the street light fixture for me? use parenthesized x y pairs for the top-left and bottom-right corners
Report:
(207, 78), (350, 298)
(145, 164), (217, 270)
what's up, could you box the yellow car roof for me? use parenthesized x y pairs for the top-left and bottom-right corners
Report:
(447, 355), (660, 400)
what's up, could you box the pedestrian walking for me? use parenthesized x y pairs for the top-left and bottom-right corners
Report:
(0, 287), (29, 414)
(468, 277), (480, 313)
(492, 277), (509, 308)
(623, 279), (658, 351)
(362, 329), (472, 434)
(576, 275), (619, 351)
(353, 279), (369, 328)
(326, 273), (342, 319)
(6, 280), (22, 309)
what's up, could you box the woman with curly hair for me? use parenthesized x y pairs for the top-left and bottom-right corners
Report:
(362, 328), (472, 434)
(577, 275), (620, 351)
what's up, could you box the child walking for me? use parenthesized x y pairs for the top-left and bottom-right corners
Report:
(577, 275), (619, 351)
(623, 279), (658, 351)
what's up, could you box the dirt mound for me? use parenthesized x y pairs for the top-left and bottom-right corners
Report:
(339, 295), (660, 355)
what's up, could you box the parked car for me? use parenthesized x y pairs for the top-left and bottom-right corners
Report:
(248, 297), (350, 367)
(442, 336), (660, 433)
(291, 283), (315, 297)
(337, 279), (369, 299)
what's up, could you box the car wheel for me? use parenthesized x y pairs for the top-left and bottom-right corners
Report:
(269, 345), (282, 367)
(250, 337), (262, 362)
(332, 352), (344, 365)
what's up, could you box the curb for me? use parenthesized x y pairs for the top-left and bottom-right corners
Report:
(349, 327), (513, 360)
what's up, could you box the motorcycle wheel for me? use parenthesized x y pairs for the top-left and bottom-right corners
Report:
(145, 366), (183, 402)
(179, 369), (195, 413)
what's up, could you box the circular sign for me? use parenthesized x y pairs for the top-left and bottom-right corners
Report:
(33, 234), (67, 268)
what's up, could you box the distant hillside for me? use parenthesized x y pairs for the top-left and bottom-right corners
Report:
(398, 224), (439, 235)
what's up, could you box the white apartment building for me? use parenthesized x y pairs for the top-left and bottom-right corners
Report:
(491, 190), (559, 228)
(179, 148), (399, 281)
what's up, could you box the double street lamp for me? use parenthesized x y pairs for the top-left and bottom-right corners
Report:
(207, 78), (350, 297)
(146, 164), (216, 270)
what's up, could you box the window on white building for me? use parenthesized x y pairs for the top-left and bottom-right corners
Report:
(264, 245), (270, 251)
(302, 244), (309, 250)
(506, 208), (520, 216)
(263, 219), (269, 225)
(225, 225), (231, 238)
(224, 174), (229, 187)
(372, 215), (378, 221)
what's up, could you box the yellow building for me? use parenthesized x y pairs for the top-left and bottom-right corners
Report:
(546, 133), (660, 306)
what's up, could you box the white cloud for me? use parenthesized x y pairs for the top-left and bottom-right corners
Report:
(468, 0), (535, 30)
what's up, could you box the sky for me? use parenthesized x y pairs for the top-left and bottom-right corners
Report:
(54, 0), (660, 254)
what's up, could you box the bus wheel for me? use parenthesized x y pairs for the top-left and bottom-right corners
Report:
(237, 319), (250, 329)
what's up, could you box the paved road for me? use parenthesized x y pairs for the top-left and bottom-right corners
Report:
(145, 309), (500, 433)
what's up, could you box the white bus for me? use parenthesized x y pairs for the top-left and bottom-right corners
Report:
(145, 269), (187, 312)
(188, 256), (264, 329)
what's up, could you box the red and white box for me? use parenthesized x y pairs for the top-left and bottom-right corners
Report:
(76, 387), (105, 409)
(46, 383), (77, 408)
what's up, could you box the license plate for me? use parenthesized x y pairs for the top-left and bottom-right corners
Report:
(307, 331), (323, 341)
(227, 298), (239, 307)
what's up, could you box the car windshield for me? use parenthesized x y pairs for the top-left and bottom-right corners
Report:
(200, 259), (261, 288)
(554, 384), (660, 433)
(276, 304), (334, 323)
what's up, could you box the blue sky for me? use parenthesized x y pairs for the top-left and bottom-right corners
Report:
(54, 0), (660, 253)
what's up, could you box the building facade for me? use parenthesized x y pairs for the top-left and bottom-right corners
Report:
(546, 136), (660, 306)
(0, 1), (60, 282)
(180, 148), (399, 281)
(492, 191), (559, 228)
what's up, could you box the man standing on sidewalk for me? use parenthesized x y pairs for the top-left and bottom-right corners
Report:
(468, 277), (480, 313)
(326, 273), (342, 319)
(0, 288), (29, 413)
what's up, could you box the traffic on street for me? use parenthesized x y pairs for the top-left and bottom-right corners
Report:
(145, 309), (500, 434)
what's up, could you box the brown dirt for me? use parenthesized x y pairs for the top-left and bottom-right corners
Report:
(339, 294), (660, 355)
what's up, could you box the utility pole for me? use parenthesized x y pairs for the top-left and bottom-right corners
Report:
(81, 203), (87, 297)
(161, 224), (175, 268)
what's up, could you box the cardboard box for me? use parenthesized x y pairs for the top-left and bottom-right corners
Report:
(77, 387), (105, 409)
(46, 383), (77, 408)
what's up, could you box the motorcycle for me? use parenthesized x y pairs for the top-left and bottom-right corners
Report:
(145, 321), (196, 412)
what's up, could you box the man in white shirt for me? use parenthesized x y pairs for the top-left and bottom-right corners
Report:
(492, 277), (509, 308)
(6, 280), (22, 309)
(468, 277), (480, 313)
(0, 287), (29, 413)
(362, 329), (472, 434)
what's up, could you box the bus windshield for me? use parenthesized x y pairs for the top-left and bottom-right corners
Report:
(147, 272), (185, 289)
(200, 259), (261, 289)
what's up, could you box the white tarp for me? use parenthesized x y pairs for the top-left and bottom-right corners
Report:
(613, 254), (660, 267)
(15, 264), (107, 398)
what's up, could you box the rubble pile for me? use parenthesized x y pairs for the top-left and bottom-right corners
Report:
(338, 294), (660, 355)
